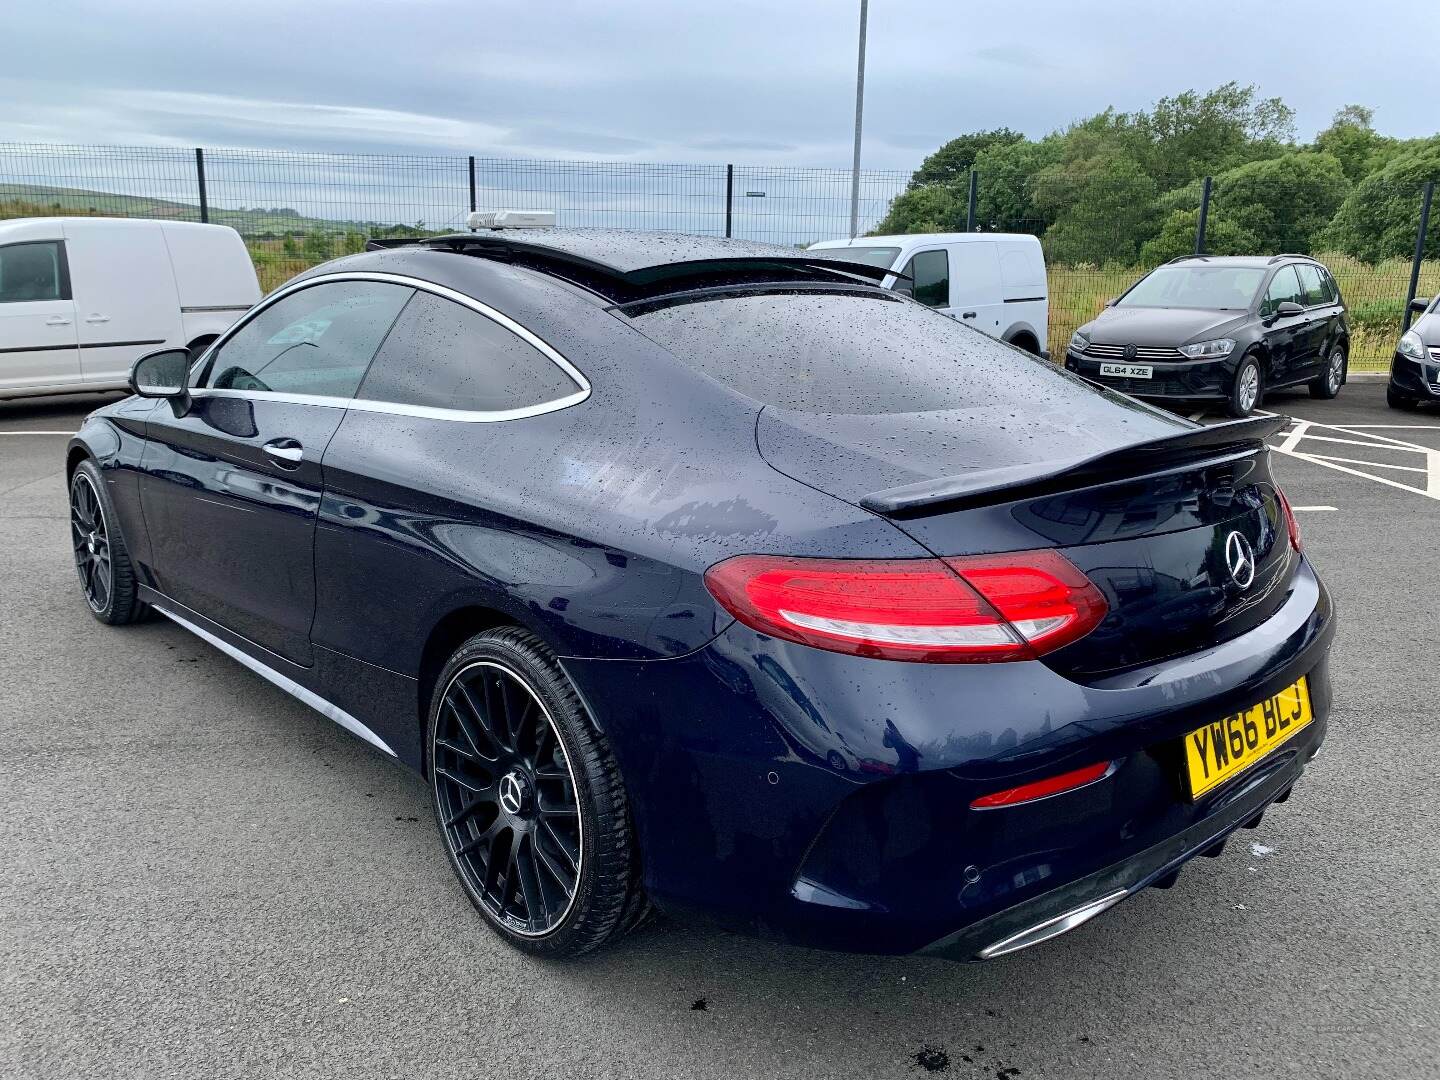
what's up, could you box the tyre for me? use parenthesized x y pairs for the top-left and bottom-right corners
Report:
(426, 627), (646, 957)
(69, 459), (148, 625)
(1309, 344), (1346, 399)
(1227, 355), (1263, 418)
(1387, 386), (1420, 411)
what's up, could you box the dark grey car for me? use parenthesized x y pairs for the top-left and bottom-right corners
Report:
(1389, 295), (1440, 410)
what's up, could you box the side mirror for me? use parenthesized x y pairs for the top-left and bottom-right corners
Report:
(1274, 301), (1305, 319)
(1410, 296), (1431, 314)
(129, 349), (192, 412)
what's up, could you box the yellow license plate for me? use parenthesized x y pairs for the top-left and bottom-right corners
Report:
(1183, 676), (1313, 799)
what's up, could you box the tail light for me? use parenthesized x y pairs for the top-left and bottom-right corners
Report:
(703, 550), (1108, 663)
(1276, 487), (1302, 551)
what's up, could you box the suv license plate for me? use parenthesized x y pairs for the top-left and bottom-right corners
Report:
(1100, 363), (1152, 379)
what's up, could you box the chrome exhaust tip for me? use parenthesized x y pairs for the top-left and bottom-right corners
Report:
(976, 889), (1129, 960)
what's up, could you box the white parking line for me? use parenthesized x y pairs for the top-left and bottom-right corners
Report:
(0, 430), (75, 436)
(1266, 415), (1440, 502)
(1291, 506), (1337, 512)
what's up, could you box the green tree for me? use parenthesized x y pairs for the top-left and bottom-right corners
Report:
(869, 184), (964, 234)
(1034, 158), (1158, 264)
(971, 136), (1066, 232)
(302, 230), (332, 262)
(907, 128), (1025, 189)
(1208, 152), (1349, 253)
(1139, 208), (1259, 264)
(1314, 105), (1393, 183)
(1136, 82), (1296, 181)
(281, 233), (299, 257)
(1322, 138), (1440, 262)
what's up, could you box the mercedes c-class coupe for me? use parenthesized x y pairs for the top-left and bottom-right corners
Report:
(65, 229), (1334, 960)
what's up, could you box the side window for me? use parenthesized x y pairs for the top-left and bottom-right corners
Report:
(1322, 268), (1341, 304)
(1260, 267), (1303, 317)
(0, 241), (69, 303)
(1296, 264), (1329, 307)
(204, 281), (412, 397)
(895, 249), (950, 308)
(356, 290), (581, 414)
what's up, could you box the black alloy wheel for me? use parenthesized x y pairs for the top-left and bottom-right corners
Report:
(69, 460), (146, 625)
(70, 471), (112, 614)
(427, 628), (646, 955)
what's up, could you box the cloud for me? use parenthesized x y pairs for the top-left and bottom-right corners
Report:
(1, 0), (1435, 176)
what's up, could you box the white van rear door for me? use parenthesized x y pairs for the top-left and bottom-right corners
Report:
(65, 221), (182, 386)
(947, 241), (1003, 336)
(0, 240), (80, 394)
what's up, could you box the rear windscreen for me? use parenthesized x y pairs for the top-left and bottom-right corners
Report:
(627, 289), (1074, 414)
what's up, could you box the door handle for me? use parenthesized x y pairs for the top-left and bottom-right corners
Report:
(261, 438), (304, 466)
(83, 314), (111, 324)
(962, 311), (977, 319)
(45, 316), (71, 326)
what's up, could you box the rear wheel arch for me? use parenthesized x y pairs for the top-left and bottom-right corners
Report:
(417, 605), (520, 764)
(66, 444), (93, 481)
(1004, 329), (1041, 355)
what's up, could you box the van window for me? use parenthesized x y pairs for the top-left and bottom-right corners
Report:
(0, 242), (69, 303)
(204, 281), (412, 398)
(356, 290), (580, 413)
(895, 250), (949, 308)
(826, 246), (900, 270)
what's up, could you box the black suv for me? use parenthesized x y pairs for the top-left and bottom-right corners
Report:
(1065, 255), (1350, 417)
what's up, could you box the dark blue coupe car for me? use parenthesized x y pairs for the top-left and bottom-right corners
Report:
(66, 229), (1333, 960)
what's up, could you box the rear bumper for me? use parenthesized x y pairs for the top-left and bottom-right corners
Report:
(563, 559), (1335, 958)
(1065, 348), (1234, 399)
(1389, 353), (1440, 398)
(920, 722), (1321, 959)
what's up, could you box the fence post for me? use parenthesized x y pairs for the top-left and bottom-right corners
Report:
(1403, 180), (1435, 333)
(468, 156), (477, 214)
(194, 148), (208, 224)
(966, 170), (978, 232)
(725, 164), (734, 238)
(1194, 176), (1212, 255)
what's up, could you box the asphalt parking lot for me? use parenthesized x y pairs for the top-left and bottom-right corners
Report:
(2, 379), (1437, 1080)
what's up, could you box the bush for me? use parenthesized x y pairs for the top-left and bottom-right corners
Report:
(1322, 138), (1440, 262)
(1207, 152), (1349, 253)
(1139, 208), (1258, 263)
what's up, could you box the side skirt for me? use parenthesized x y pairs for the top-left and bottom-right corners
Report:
(150, 597), (398, 758)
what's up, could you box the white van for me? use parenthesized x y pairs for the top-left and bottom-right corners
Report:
(0, 217), (261, 400)
(809, 232), (1049, 356)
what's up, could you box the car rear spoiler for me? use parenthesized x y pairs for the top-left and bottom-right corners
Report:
(859, 414), (1289, 517)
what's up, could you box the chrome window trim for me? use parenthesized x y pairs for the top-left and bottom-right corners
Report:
(188, 270), (592, 423)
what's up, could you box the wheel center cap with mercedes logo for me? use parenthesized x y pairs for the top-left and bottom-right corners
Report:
(498, 770), (531, 816)
(1224, 530), (1256, 589)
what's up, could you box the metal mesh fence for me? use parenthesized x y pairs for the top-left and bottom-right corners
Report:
(1, 143), (1431, 371)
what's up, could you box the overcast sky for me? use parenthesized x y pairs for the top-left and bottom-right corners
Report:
(5, 0), (1437, 173)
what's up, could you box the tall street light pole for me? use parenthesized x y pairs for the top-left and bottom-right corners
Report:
(848, 0), (869, 239)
